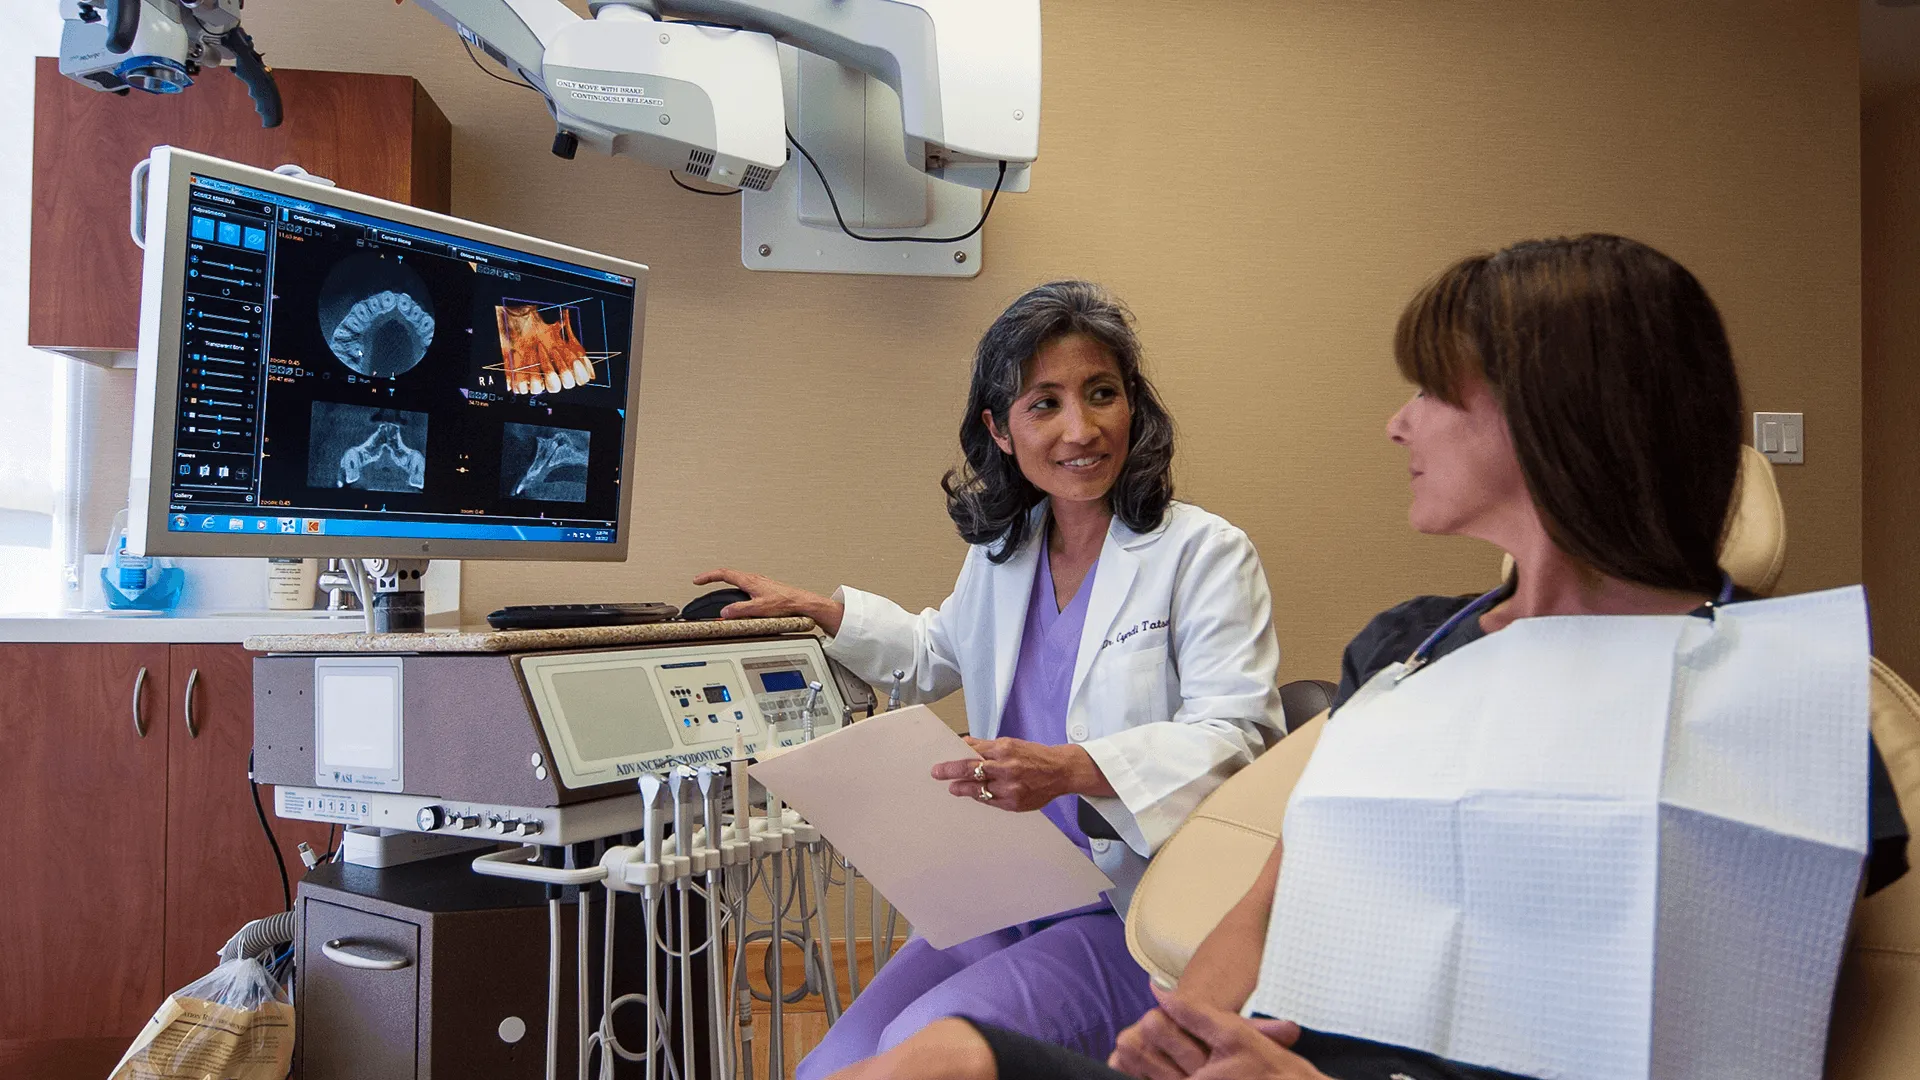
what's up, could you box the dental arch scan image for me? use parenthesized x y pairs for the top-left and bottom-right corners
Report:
(317, 253), (437, 378)
(165, 173), (639, 544)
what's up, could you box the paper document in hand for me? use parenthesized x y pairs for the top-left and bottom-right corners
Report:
(748, 705), (1112, 948)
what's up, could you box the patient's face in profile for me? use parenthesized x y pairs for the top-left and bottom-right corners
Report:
(1387, 376), (1532, 542)
(988, 332), (1133, 511)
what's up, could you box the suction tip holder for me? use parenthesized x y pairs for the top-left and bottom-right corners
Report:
(637, 773), (667, 866)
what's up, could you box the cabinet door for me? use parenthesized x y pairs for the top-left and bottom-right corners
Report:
(0, 644), (170, 1080)
(299, 900), (420, 1080)
(29, 59), (451, 356)
(164, 644), (332, 990)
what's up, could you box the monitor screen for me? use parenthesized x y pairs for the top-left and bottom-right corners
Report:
(131, 150), (646, 559)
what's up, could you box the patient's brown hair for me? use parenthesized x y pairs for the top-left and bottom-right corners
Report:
(1394, 234), (1743, 594)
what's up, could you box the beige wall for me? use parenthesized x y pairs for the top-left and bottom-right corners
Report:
(79, 0), (1863, 686)
(1864, 93), (1920, 679)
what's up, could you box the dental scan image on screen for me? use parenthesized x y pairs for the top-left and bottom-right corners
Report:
(501, 422), (591, 503)
(164, 173), (639, 546)
(308, 403), (429, 493)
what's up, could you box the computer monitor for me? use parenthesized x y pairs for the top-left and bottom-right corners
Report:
(128, 147), (648, 562)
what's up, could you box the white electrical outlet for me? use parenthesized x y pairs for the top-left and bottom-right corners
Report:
(1752, 412), (1804, 465)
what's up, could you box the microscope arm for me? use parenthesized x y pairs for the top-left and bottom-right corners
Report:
(408, 0), (581, 92)
(643, 0), (1039, 185)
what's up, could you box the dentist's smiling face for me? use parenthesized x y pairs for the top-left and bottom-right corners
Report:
(987, 332), (1133, 510)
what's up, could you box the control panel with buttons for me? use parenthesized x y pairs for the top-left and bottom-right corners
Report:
(275, 786), (648, 846)
(518, 636), (850, 791)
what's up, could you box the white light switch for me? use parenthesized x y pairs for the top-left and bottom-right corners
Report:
(1752, 412), (1804, 465)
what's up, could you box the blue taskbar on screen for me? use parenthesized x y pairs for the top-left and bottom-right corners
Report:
(167, 513), (614, 544)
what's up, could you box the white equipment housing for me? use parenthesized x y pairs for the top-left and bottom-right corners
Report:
(545, 7), (787, 191)
(410, 0), (1042, 275)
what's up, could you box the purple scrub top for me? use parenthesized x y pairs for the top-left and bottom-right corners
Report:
(996, 535), (1098, 854)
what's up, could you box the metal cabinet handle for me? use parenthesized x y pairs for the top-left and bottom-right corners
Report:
(183, 668), (200, 738)
(321, 939), (412, 971)
(131, 666), (150, 738)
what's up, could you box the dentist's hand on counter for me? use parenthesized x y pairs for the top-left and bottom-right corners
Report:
(933, 736), (1117, 812)
(692, 569), (846, 636)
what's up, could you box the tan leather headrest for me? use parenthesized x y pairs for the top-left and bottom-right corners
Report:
(1498, 445), (1787, 596)
(1720, 444), (1787, 595)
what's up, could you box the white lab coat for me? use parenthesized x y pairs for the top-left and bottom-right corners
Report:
(825, 500), (1284, 913)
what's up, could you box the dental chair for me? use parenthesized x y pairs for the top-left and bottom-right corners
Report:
(1125, 446), (1920, 1078)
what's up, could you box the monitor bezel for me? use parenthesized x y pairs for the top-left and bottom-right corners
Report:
(128, 146), (650, 562)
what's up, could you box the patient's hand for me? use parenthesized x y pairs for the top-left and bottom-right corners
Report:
(1111, 992), (1327, 1080)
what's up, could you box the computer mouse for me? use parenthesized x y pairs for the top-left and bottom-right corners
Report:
(682, 587), (752, 621)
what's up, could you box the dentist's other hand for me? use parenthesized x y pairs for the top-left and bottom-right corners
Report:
(932, 736), (1115, 811)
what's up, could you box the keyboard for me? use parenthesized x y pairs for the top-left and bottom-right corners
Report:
(485, 602), (680, 630)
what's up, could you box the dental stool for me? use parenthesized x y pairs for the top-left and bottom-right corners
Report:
(1126, 446), (1920, 1079)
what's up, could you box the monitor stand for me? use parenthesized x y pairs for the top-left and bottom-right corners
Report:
(351, 557), (431, 634)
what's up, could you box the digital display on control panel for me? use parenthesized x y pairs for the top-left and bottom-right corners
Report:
(703, 685), (732, 703)
(759, 670), (807, 693)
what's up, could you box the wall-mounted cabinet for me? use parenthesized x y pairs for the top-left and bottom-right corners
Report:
(29, 60), (451, 367)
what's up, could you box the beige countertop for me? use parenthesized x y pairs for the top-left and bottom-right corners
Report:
(246, 616), (818, 653)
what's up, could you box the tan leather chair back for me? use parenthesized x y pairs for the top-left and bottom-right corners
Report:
(1125, 712), (1325, 984)
(1826, 658), (1920, 1079)
(1497, 444), (1788, 594)
(1126, 663), (1920, 1078)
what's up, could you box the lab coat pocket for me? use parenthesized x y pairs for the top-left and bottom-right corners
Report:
(1124, 649), (1171, 724)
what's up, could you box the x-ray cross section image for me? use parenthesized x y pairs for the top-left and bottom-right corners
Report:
(496, 302), (594, 395)
(317, 254), (437, 378)
(309, 402), (429, 494)
(502, 423), (591, 503)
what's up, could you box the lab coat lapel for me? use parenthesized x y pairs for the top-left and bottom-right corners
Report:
(1069, 522), (1141, 710)
(986, 505), (1044, 738)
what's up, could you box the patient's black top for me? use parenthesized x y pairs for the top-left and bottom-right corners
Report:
(1335, 591), (1910, 895)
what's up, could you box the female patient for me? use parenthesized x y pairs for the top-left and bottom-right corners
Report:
(831, 234), (1909, 1080)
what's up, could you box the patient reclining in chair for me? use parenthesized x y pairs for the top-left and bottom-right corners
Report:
(829, 235), (1909, 1080)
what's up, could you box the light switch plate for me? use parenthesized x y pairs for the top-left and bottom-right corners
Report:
(1752, 412), (1804, 465)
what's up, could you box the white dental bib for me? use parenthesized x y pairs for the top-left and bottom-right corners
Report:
(1248, 587), (1871, 1080)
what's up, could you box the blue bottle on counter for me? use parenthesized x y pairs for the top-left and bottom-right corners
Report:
(101, 509), (185, 611)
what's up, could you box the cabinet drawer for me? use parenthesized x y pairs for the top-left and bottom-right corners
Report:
(299, 900), (420, 1080)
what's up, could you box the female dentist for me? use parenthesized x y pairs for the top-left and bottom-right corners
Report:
(695, 280), (1285, 1075)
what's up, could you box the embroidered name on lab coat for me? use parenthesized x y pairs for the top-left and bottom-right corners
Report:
(1104, 618), (1170, 649)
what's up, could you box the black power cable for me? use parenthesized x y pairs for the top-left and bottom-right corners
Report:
(669, 172), (743, 197)
(248, 750), (293, 912)
(462, 38), (540, 93)
(785, 130), (1007, 244)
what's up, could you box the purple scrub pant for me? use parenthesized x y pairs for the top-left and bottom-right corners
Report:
(793, 908), (1157, 1080)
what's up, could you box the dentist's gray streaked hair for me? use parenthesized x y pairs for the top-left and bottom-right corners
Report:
(942, 280), (1176, 562)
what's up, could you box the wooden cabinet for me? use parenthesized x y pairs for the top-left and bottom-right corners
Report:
(165, 644), (332, 991)
(0, 642), (330, 1080)
(28, 59), (451, 366)
(0, 645), (169, 1080)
